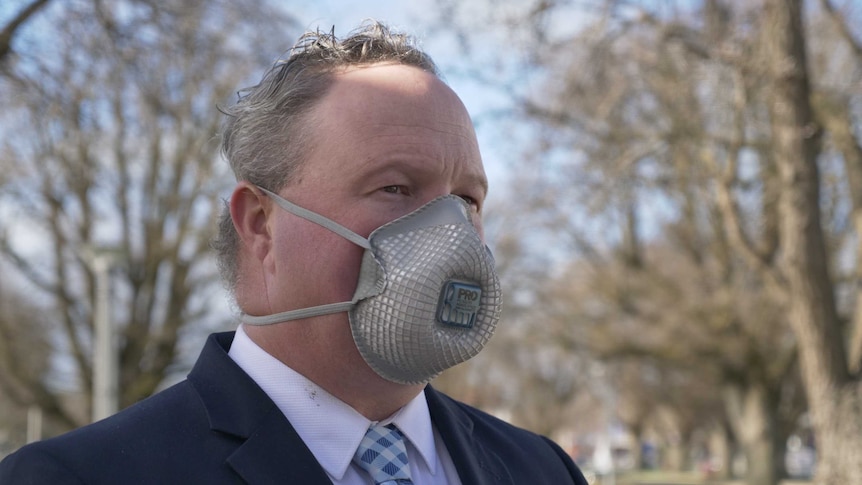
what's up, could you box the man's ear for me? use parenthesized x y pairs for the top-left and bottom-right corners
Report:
(230, 181), (273, 262)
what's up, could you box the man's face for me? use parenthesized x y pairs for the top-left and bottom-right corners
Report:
(261, 63), (488, 319)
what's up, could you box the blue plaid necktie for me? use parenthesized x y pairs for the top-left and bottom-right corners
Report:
(353, 424), (414, 485)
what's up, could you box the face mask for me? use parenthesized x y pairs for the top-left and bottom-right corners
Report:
(243, 187), (502, 385)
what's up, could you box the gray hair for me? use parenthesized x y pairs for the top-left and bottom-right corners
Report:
(213, 20), (440, 294)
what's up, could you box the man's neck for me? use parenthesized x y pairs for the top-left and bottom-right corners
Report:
(242, 321), (425, 421)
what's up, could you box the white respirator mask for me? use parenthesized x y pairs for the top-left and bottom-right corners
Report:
(243, 187), (502, 384)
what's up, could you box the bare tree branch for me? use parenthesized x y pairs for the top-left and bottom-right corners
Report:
(819, 0), (862, 62)
(0, 0), (53, 62)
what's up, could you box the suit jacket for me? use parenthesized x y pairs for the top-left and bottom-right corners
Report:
(0, 332), (588, 484)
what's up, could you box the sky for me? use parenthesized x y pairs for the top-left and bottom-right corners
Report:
(289, 0), (436, 32)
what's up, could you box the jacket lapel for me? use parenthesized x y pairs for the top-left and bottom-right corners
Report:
(425, 386), (515, 485)
(188, 332), (332, 485)
(189, 333), (513, 484)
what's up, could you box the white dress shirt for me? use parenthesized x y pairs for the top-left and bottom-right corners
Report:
(228, 325), (462, 484)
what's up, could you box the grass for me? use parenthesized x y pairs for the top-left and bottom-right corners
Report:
(589, 470), (812, 485)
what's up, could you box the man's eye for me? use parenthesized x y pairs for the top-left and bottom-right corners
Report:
(382, 185), (404, 194)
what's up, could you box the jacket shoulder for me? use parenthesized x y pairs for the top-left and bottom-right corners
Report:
(0, 380), (222, 484)
(0, 443), (86, 485)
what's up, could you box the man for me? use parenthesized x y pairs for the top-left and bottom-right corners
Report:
(0, 21), (588, 484)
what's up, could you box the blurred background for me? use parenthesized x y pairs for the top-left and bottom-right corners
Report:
(1, 1), (860, 484)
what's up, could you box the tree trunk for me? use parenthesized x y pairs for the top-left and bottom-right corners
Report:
(724, 383), (782, 485)
(628, 422), (644, 471)
(709, 422), (733, 480)
(662, 442), (686, 472)
(815, 386), (862, 482)
(764, 0), (862, 483)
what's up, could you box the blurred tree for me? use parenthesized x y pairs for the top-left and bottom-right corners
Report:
(763, 1), (862, 482)
(432, 203), (596, 439)
(0, 0), (298, 436)
(434, 0), (862, 484)
(535, 239), (800, 482)
(0, 273), (60, 452)
(0, 0), (52, 64)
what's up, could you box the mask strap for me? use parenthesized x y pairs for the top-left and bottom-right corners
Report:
(242, 187), (376, 326)
(243, 301), (355, 326)
(258, 187), (371, 249)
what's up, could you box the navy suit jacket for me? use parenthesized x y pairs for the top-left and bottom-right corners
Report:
(0, 332), (587, 484)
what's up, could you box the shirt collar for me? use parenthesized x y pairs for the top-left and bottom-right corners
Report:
(378, 389), (438, 477)
(228, 325), (438, 480)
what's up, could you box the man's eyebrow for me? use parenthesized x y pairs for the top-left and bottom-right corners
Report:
(359, 157), (489, 193)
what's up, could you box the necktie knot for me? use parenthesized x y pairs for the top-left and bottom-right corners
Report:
(353, 424), (413, 485)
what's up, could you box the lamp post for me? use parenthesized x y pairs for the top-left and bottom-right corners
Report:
(78, 246), (121, 423)
(90, 252), (117, 422)
(26, 405), (42, 443)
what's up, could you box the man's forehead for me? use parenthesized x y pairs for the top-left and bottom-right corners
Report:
(325, 64), (458, 109)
